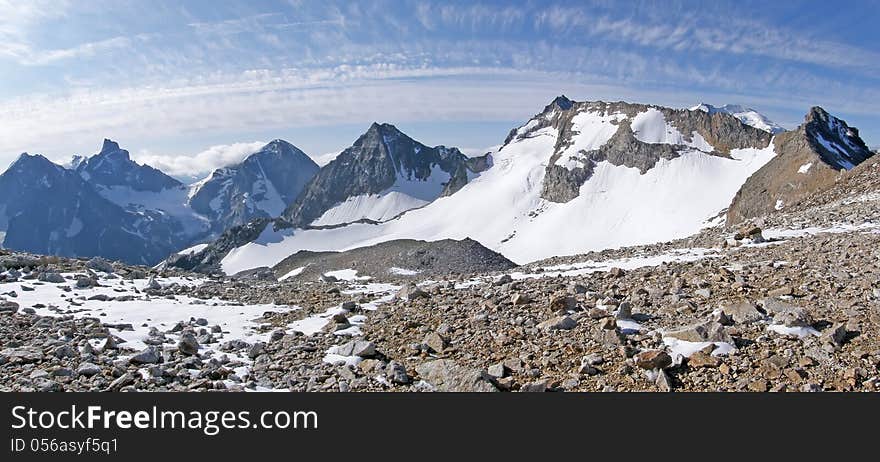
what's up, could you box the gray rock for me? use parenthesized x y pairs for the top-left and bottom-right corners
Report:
(615, 301), (632, 320)
(537, 315), (577, 331)
(38, 272), (65, 284)
(334, 340), (376, 358)
(100, 336), (119, 351)
(487, 363), (506, 378)
(520, 380), (548, 392)
(721, 300), (764, 324)
(76, 362), (102, 377)
(386, 361), (411, 384)
(75, 276), (97, 288)
(108, 372), (134, 390)
(0, 346), (44, 363)
(397, 283), (429, 301)
(494, 274), (513, 286)
(220, 339), (250, 352)
(655, 369), (673, 392)
(247, 342), (266, 359)
(86, 257), (115, 273)
(0, 300), (19, 313)
(129, 347), (162, 365)
(415, 359), (498, 392)
(146, 276), (161, 290)
(423, 332), (447, 353)
(178, 332), (199, 356)
(773, 307), (813, 328)
(823, 323), (848, 346)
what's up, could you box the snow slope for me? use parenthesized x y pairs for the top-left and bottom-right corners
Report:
(690, 103), (785, 134)
(220, 105), (777, 274)
(96, 184), (211, 236)
(312, 164), (450, 226)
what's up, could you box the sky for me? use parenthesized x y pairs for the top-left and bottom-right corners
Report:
(1, 0), (878, 178)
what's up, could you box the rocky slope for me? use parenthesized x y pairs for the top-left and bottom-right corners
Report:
(188, 140), (319, 232)
(727, 107), (874, 223)
(534, 97), (773, 203)
(269, 238), (516, 281)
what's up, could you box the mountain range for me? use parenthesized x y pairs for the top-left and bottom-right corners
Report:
(0, 97), (873, 270)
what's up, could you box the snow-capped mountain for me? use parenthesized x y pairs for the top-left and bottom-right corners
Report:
(77, 139), (182, 192)
(207, 96), (789, 274)
(690, 103), (785, 134)
(188, 140), (319, 232)
(728, 106), (874, 222)
(282, 123), (487, 227)
(0, 138), (320, 264)
(75, 139), (210, 241)
(0, 153), (174, 263)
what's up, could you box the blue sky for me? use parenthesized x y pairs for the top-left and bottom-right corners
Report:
(1, 0), (878, 176)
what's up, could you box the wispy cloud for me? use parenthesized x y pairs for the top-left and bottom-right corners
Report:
(1, 0), (878, 167)
(132, 141), (267, 177)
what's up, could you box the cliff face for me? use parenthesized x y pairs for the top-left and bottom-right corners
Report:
(727, 107), (873, 224)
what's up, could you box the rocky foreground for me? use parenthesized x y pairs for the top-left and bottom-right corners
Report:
(2, 160), (880, 392)
(1, 220), (877, 392)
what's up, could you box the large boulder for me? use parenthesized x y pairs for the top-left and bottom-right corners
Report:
(415, 359), (498, 392)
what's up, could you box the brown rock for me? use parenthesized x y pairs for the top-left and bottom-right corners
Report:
(634, 350), (672, 370)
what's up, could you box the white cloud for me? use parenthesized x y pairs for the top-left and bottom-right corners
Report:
(132, 141), (266, 177)
(15, 36), (133, 66)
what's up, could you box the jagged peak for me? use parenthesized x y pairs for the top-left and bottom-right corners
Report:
(806, 106), (831, 124)
(94, 138), (130, 161)
(366, 122), (402, 136)
(7, 152), (62, 174)
(545, 95), (574, 111)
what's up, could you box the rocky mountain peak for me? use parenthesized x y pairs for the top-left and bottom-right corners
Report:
(801, 106), (871, 170)
(544, 95), (574, 112)
(99, 138), (124, 156)
(727, 106), (874, 224)
(76, 139), (181, 192)
(281, 123), (480, 227)
(6, 152), (59, 174)
(188, 140), (319, 232)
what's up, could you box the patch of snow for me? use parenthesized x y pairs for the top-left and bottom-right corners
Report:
(690, 103), (785, 134)
(96, 184), (210, 236)
(177, 243), (209, 255)
(767, 324), (820, 338)
(554, 111), (625, 168)
(65, 217), (83, 238)
(389, 267), (421, 276)
(798, 162), (813, 174)
(663, 337), (736, 365)
(313, 192), (429, 226)
(775, 199), (784, 210)
(278, 266), (307, 281)
(815, 133), (856, 169)
(324, 269), (371, 282)
(616, 319), (642, 334)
